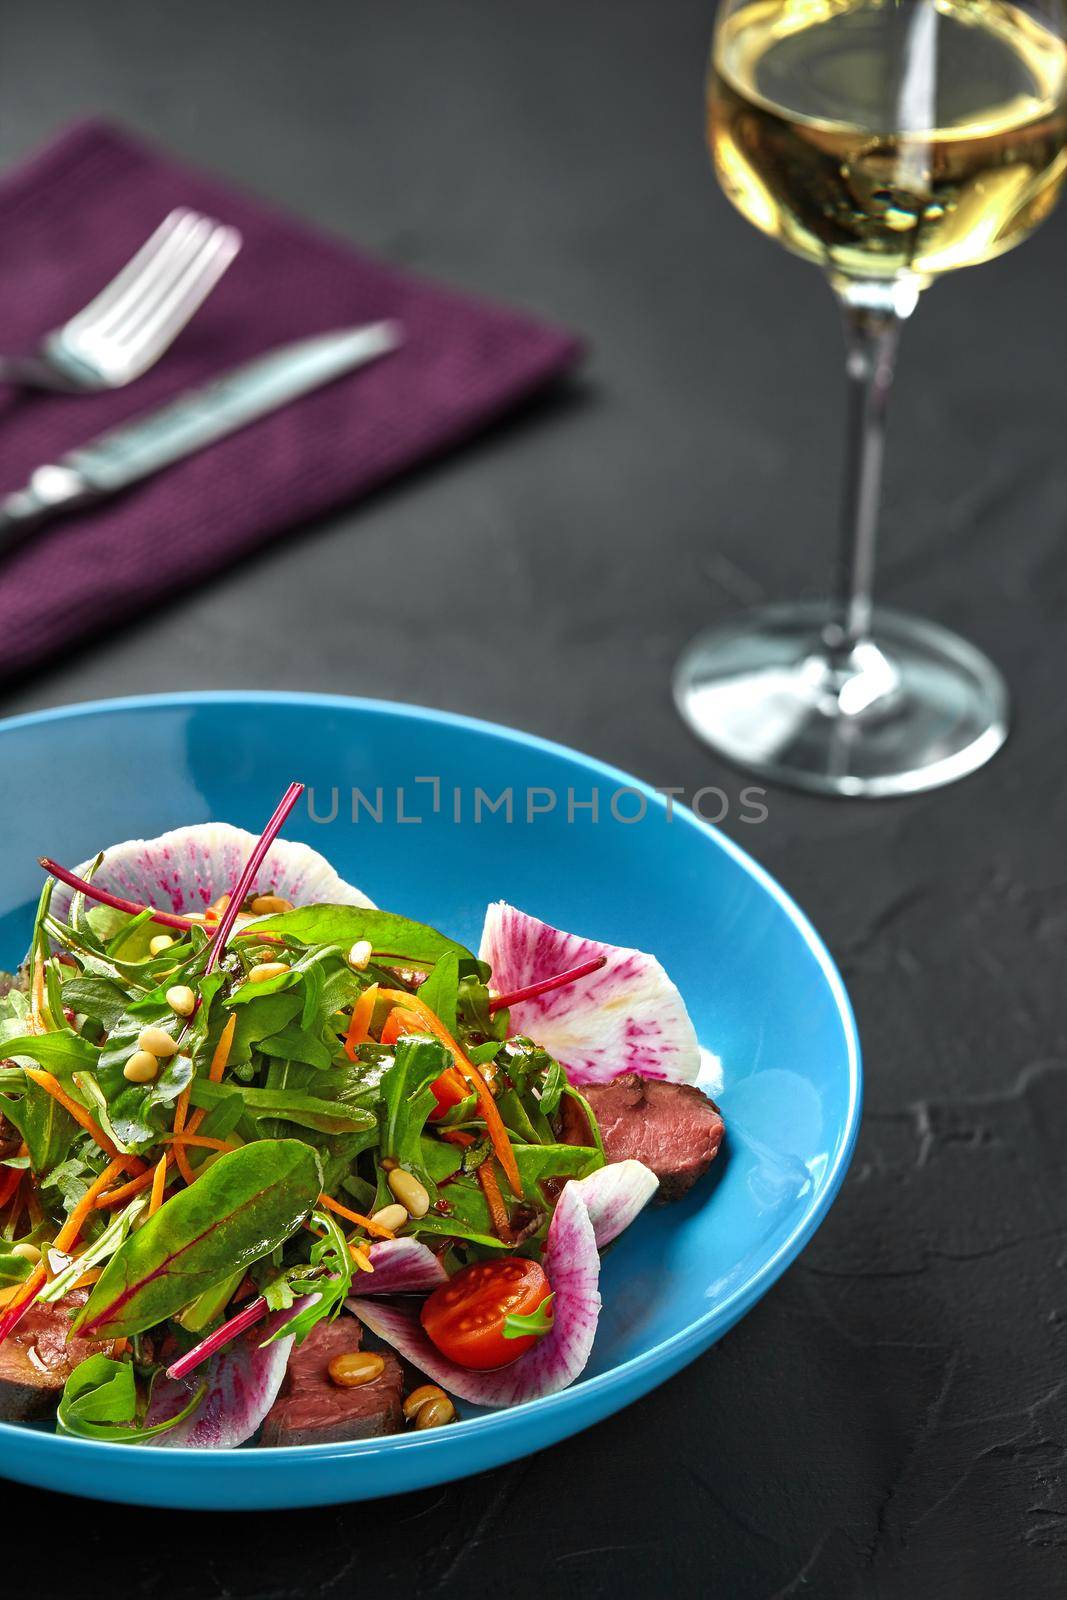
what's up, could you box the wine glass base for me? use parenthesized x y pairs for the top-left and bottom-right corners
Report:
(673, 602), (1008, 798)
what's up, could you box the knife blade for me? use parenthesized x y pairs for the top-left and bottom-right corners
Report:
(0, 319), (403, 548)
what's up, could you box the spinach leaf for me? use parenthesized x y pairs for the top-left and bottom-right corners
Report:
(0, 1075), (77, 1173)
(416, 952), (459, 1037)
(74, 1140), (322, 1338)
(514, 1142), (603, 1196)
(0, 1031), (99, 1073)
(56, 1355), (204, 1442)
(0, 1250), (33, 1286)
(247, 906), (475, 968)
(61, 976), (132, 1032)
(188, 1079), (375, 1137)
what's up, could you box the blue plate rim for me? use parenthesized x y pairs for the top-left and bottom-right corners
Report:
(0, 689), (862, 1468)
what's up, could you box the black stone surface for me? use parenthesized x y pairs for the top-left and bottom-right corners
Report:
(2, 1), (1066, 1595)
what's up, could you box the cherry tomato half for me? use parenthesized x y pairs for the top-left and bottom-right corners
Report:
(420, 1258), (552, 1369)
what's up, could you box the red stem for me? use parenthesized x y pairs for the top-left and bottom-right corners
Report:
(488, 954), (608, 1014)
(39, 859), (197, 932)
(204, 782), (305, 974)
(166, 1294), (268, 1381)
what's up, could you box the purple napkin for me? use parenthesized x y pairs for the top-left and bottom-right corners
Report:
(0, 121), (582, 683)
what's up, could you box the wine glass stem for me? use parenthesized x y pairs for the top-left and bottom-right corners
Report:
(831, 297), (906, 653)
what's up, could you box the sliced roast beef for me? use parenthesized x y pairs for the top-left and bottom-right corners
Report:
(258, 1315), (404, 1446)
(0, 1289), (109, 1423)
(568, 1073), (725, 1200)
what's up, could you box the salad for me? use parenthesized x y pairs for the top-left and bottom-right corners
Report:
(0, 784), (724, 1447)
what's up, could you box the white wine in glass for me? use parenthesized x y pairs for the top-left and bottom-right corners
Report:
(674, 0), (1067, 796)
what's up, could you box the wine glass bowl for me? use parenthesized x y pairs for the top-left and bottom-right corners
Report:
(676, 0), (1067, 795)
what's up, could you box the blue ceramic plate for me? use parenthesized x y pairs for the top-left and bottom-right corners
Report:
(0, 692), (860, 1508)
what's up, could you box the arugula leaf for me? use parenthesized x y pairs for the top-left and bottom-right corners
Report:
(188, 1079), (376, 1137)
(416, 952), (459, 1036)
(265, 1208), (354, 1345)
(74, 1140), (323, 1338)
(56, 1355), (204, 1442)
(379, 1037), (449, 1170)
(0, 1075), (77, 1173)
(503, 1292), (555, 1340)
(247, 906), (475, 968)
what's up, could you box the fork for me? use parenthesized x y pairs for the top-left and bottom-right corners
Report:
(0, 208), (242, 393)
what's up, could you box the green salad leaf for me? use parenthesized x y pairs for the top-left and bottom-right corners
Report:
(246, 905), (476, 969)
(503, 1293), (555, 1340)
(416, 952), (460, 1036)
(74, 1139), (322, 1338)
(0, 1072), (78, 1174)
(56, 1354), (205, 1442)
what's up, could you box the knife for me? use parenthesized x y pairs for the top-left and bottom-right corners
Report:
(0, 319), (403, 548)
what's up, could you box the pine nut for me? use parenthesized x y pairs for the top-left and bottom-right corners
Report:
(248, 961), (289, 983)
(402, 1383), (448, 1422)
(11, 1242), (40, 1263)
(166, 984), (197, 1017)
(210, 894), (230, 914)
(137, 1025), (179, 1058)
(371, 1203), (408, 1233)
(387, 1167), (430, 1218)
(348, 939), (373, 971)
(149, 934), (175, 956)
(250, 894), (294, 915)
(414, 1394), (455, 1429)
(327, 1351), (384, 1388)
(124, 1050), (159, 1083)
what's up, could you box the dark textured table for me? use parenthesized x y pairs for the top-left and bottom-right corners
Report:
(3, 2), (1066, 1595)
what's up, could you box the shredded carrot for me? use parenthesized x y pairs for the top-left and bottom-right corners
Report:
(477, 1159), (511, 1239)
(4, 1153), (132, 1331)
(173, 1141), (197, 1186)
(161, 1132), (237, 1153)
(58, 1158), (130, 1251)
(149, 1154), (169, 1217)
(350, 1244), (374, 1273)
(93, 1156), (174, 1209)
(343, 983), (379, 1059)
(207, 1013), (238, 1084)
(72, 1267), (104, 1290)
(111, 1336), (129, 1359)
(440, 1129), (476, 1148)
(377, 990), (521, 1196)
(22, 1069), (144, 1177)
(318, 1192), (395, 1240)
(174, 1012), (237, 1148)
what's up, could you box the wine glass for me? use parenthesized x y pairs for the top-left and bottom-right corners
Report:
(674, 0), (1067, 796)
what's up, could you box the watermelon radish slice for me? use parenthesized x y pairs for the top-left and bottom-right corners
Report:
(145, 1303), (299, 1447)
(480, 902), (700, 1086)
(348, 1160), (656, 1407)
(50, 821), (373, 925)
(352, 1237), (449, 1296)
